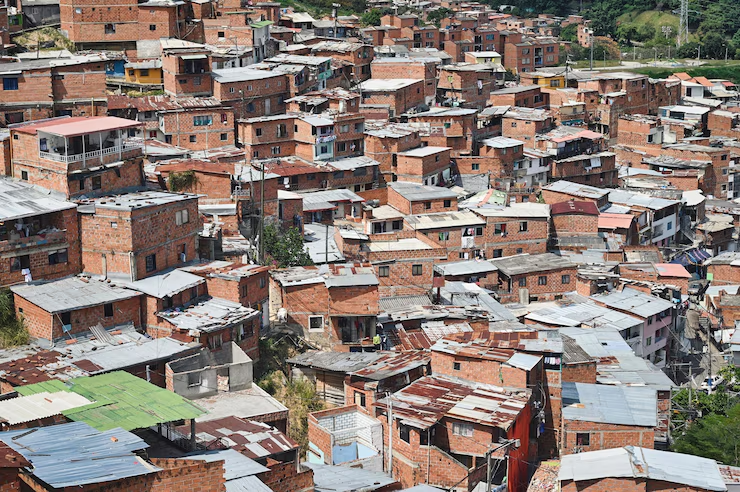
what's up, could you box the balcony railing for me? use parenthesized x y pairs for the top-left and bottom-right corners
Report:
(40, 142), (143, 164)
(0, 229), (67, 253)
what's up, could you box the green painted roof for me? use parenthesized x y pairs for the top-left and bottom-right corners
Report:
(250, 20), (274, 28)
(17, 371), (204, 431)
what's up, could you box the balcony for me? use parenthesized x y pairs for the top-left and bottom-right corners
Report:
(40, 142), (142, 164)
(0, 229), (67, 253)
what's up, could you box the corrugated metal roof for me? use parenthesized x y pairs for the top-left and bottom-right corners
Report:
(11, 276), (141, 314)
(559, 446), (726, 491)
(157, 296), (259, 333)
(128, 269), (205, 298)
(17, 371), (204, 431)
(379, 293), (433, 313)
(562, 382), (657, 427)
(350, 351), (430, 380)
(388, 181), (457, 201)
(591, 287), (673, 318)
(0, 177), (76, 222)
(491, 253), (573, 276)
(0, 391), (91, 425)
(435, 260), (498, 277)
(185, 449), (269, 480)
(304, 462), (398, 492)
(375, 375), (530, 430)
(0, 421), (160, 488)
(542, 180), (609, 199)
(506, 352), (541, 371)
(288, 351), (382, 373)
(225, 475), (274, 492)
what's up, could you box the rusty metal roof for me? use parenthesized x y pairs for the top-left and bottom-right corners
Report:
(350, 351), (430, 380)
(375, 375), (530, 430)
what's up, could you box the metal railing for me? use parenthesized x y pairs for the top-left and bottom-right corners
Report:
(40, 142), (142, 164)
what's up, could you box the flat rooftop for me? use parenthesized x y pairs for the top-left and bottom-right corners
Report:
(365, 237), (433, 252)
(81, 191), (197, 212)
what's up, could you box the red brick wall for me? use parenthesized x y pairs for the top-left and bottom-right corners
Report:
(159, 108), (235, 150)
(552, 213), (598, 235)
(257, 460), (315, 492)
(80, 197), (199, 280)
(562, 419), (655, 455)
(707, 264), (740, 284)
(497, 266), (578, 303)
(430, 350), (528, 388)
(481, 216), (549, 260)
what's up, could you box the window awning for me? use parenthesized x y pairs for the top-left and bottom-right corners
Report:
(180, 54), (207, 60)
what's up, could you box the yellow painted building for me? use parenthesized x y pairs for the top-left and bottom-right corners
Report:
(124, 60), (164, 85)
(520, 71), (566, 88)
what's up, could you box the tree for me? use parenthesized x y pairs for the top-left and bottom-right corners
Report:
(263, 224), (313, 268)
(0, 289), (28, 348)
(702, 32), (727, 60)
(167, 170), (198, 192)
(636, 24), (656, 43)
(677, 41), (700, 59)
(426, 7), (453, 27)
(560, 23), (578, 43)
(673, 403), (740, 466)
(360, 8), (382, 26)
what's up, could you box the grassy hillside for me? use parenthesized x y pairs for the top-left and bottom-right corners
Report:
(632, 63), (740, 83)
(617, 10), (679, 34)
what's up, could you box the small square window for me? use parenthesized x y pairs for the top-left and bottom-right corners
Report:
(453, 362), (461, 370)
(443, 199), (451, 207)
(145, 254), (157, 273)
(378, 266), (390, 277)
(519, 221), (528, 232)
(149, 24), (156, 30)
(220, 133), (228, 141)
(576, 432), (590, 446)
(412, 264), (423, 276)
(309, 315), (324, 332)
(104, 303), (114, 317)
(562, 274), (571, 284)
(518, 277), (527, 287)
(20, 171), (28, 181)
(424, 201), (431, 210)
(354, 391), (366, 407)
(189, 135), (197, 143)
(538, 276), (547, 286)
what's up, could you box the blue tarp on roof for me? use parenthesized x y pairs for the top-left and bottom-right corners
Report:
(672, 248), (712, 266)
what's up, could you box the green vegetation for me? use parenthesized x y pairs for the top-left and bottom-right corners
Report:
(427, 8), (453, 27)
(13, 27), (75, 52)
(0, 289), (29, 348)
(673, 403), (740, 466)
(263, 224), (313, 268)
(361, 8), (384, 26)
(255, 338), (324, 456)
(616, 10), (681, 46)
(125, 89), (166, 97)
(167, 170), (198, 192)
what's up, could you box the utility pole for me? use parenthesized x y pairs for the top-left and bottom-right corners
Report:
(485, 439), (520, 492)
(678, 0), (689, 47)
(258, 160), (265, 264)
(589, 30), (594, 71)
(387, 393), (393, 476)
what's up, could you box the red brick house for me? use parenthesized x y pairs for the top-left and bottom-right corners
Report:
(490, 252), (577, 304)
(559, 446), (727, 492)
(561, 382), (657, 455)
(374, 375), (532, 491)
(79, 191), (200, 281)
(270, 263), (380, 350)
(356, 79), (425, 118)
(9, 116), (144, 198)
(395, 146), (452, 185)
(468, 202), (550, 260)
(11, 275), (142, 342)
(0, 179), (80, 287)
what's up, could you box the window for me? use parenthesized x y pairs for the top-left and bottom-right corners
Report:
(667, 222), (672, 230)
(2, 78), (19, 91)
(91, 176), (101, 190)
(48, 249), (68, 265)
(176, 209), (189, 225)
(391, 220), (403, 230)
(333, 170), (343, 179)
(104, 23), (115, 34)
(424, 201), (431, 210)
(453, 362), (461, 370)
(452, 422), (473, 437)
(378, 266), (390, 277)
(518, 277), (527, 287)
(538, 276), (547, 286)
(309, 315), (324, 332)
(193, 115), (212, 126)
(438, 231), (449, 241)
(475, 227), (484, 236)
(271, 146), (281, 154)
(516, 248), (523, 254)
(472, 163), (480, 171)
(443, 199), (451, 208)
(145, 254), (156, 273)
(61, 312), (71, 326)
(519, 221), (528, 232)
(399, 423), (410, 443)
(646, 336), (652, 346)
(149, 24), (156, 30)
(494, 223), (507, 234)
(217, 31), (225, 38)
(493, 249), (503, 258)
(20, 171), (28, 181)
(104, 303), (114, 317)
(193, 77), (201, 86)
(412, 264), (423, 276)
(576, 433), (590, 446)
(10, 255), (30, 272)
(562, 274), (571, 284)
(220, 133), (228, 141)
(189, 135), (197, 143)
(337, 142), (346, 152)
(354, 391), (366, 407)
(255, 128), (263, 137)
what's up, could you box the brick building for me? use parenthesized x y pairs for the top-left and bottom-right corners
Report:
(405, 210), (486, 261)
(270, 263), (379, 350)
(558, 446), (727, 492)
(395, 146), (452, 185)
(437, 63), (501, 109)
(355, 79), (425, 118)
(468, 202), (550, 260)
(489, 85), (547, 108)
(0, 55), (108, 125)
(541, 180), (610, 209)
(371, 58), (437, 102)
(561, 382), (657, 455)
(79, 191), (199, 281)
(9, 116), (144, 198)
(10, 275), (142, 341)
(161, 40), (213, 98)
(374, 375), (532, 491)
(364, 122), (422, 182)
(213, 67), (289, 119)
(0, 178), (80, 287)
(404, 107), (490, 157)
(309, 40), (374, 83)
(706, 252), (740, 285)
(490, 252), (577, 304)
(387, 181), (457, 215)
